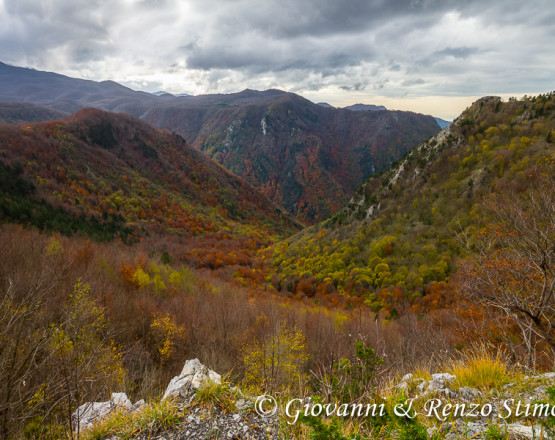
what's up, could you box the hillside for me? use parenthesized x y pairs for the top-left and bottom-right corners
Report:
(183, 92), (440, 222)
(345, 103), (387, 111)
(0, 61), (156, 114)
(0, 95), (552, 439)
(0, 108), (299, 266)
(0, 62), (440, 222)
(264, 94), (555, 313)
(0, 102), (68, 123)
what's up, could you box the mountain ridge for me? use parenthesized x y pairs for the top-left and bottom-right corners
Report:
(0, 107), (300, 266)
(263, 93), (555, 312)
(0, 62), (441, 222)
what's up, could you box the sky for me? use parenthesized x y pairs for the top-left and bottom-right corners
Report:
(0, 0), (554, 120)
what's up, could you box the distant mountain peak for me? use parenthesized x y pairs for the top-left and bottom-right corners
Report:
(434, 117), (451, 129)
(344, 103), (387, 111)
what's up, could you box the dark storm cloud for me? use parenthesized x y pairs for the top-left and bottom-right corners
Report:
(340, 82), (367, 91)
(0, 0), (553, 102)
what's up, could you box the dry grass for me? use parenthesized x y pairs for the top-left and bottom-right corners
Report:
(447, 345), (519, 390)
(81, 399), (182, 440)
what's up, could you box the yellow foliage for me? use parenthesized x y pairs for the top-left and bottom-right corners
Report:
(28, 383), (47, 408)
(133, 267), (151, 288)
(332, 311), (349, 329)
(152, 274), (166, 293)
(484, 126), (499, 138)
(242, 320), (309, 393)
(150, 315), (186, 362)
(46, 237), (62, 256)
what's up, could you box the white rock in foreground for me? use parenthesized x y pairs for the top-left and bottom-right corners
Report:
(73, 392), (134, 431)
(111, 392), (132, 410)
(508, 423), (546, 439)
(162, 358), (222, 401)
(73, 359), (221, 431)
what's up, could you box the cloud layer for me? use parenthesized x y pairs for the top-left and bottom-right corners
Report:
(1, 0), (554, 118)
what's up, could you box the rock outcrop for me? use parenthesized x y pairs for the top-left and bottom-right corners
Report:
(162, 358), (222, 401)
(73, 359), (278, 440)
(73, 363), (553, 440)
(73, 392), (143, 431)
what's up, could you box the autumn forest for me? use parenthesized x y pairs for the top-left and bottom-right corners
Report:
(0, 62), (554, 439)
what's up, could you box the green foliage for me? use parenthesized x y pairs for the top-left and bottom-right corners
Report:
(398, 419), (429, 440)
(538, 386), (555, 436)
(266, 92), (555, 315)
(161, 251), (173, 265)
(327, 340), (384, 402)
(88, 121), (117, 149)
(298, 414), (363, 440)
(483, 424), (509, 440)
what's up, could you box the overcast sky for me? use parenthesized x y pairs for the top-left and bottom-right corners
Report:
(1, 0), (554, 119)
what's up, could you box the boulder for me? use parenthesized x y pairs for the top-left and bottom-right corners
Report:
(535, 372), (555, 380)
(508, 423), (545, 439)
(73, 401), (114, 431)
(396, 373), (413, 391)
(111, 392), (132, 410)
(401, 373), (413, 382)
(131, 399), (145, 412)
(72, 392), (137, 431)
(417, 380), (428, 394)
(162, 358), (222, 401)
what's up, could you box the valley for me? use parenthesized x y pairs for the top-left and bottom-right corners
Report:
(0, 62), (440, 222)
(0, 64), (553, 440)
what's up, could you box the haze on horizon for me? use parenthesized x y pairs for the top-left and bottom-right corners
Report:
(0, 0), (554, 120)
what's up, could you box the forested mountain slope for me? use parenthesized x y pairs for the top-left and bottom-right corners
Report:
(0, 108), (299, 266)
(0, 102), (68, 123)
(0, 62), (440, 222)
(263, 94), (555, 314)
(186, 91), (440, 222)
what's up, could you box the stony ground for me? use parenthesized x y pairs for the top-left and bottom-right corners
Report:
(76, 360), (554, 440)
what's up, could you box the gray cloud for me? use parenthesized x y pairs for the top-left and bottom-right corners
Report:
(434, 47), (480, 59)
(340, 82), (367, 91)
(0, 0), (554, 118)
(402, 78), (425, 86)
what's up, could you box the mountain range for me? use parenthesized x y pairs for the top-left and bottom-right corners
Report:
(0, 61), (440, 222)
